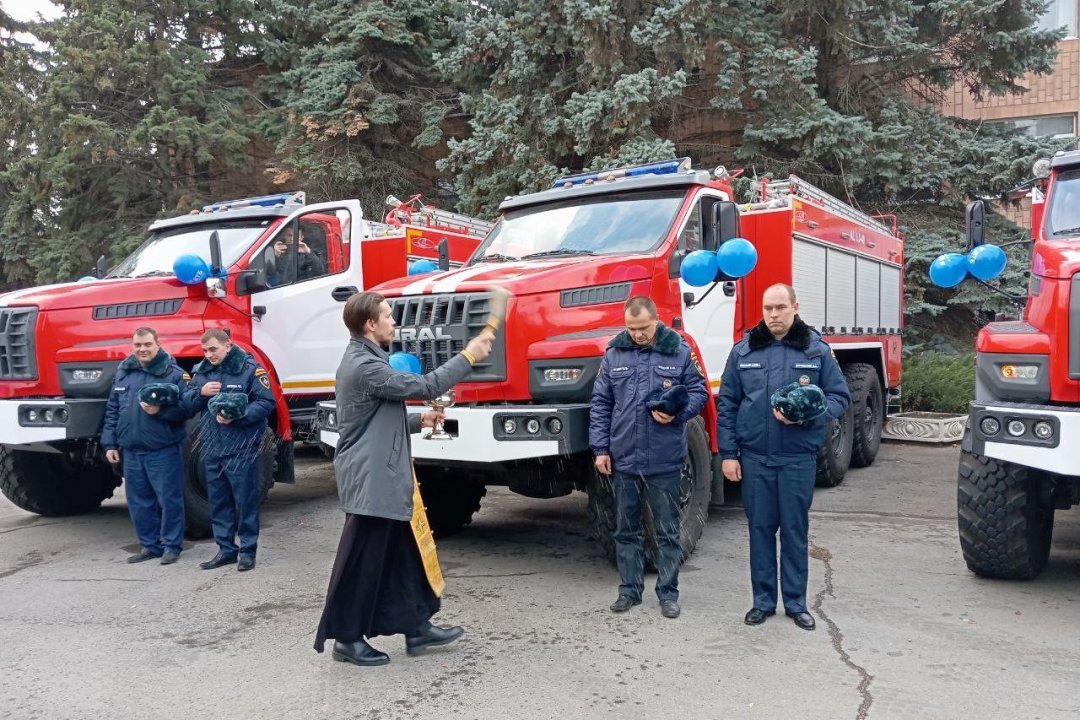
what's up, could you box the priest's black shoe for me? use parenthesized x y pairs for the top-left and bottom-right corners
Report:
(237, 554), (255, 572)
(609, 595), (641, 613)
(787, 611), (816, 631)
(127, 548), (162, 564)
(199, 551), (238, 570)
(405, 621), (464, 655)
(160, 551), (180, 565)
(744, 608), (776, 625)
(660, 600), (681, 619)
(332, 640), (389, 667)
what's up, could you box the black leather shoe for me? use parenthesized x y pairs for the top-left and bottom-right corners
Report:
(160, 551), (180, 565)
(199, 551), (238, 570)
(127, 549), (162, 564)
(660, 600), (681, 619)
(609, 595), (641, 613)
(332, 640), (389, 667)
(406, 622), (464, 655)
(744, 608), (776, 625)
(787, 611), (816, 631)
(237, 554), (255, 572)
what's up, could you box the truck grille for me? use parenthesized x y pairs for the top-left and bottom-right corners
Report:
(389, 293), (506, 382)
(0, 307), (38, 380)
(1070, 274), (1080, 380)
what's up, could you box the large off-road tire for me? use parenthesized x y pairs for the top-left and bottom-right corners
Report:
(587, 416), (713, 567)
(844, 363), (883, 468)
(957, 444), (1053, 580)
(414, 465), (486, 538)
(815, 400), (854, 487)
(0, 446), (120, 516)
(182, 421), (275, 539)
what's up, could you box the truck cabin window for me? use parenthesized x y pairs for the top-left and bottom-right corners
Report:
(473, 191), (684, 262)
(1046, 169), (1080, 239)
(111, 220), (273, 279)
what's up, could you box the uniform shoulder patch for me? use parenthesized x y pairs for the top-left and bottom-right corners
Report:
(254, 367), (270, 390)
(181, 372), (192, 382)
(691, 353), (705, 377)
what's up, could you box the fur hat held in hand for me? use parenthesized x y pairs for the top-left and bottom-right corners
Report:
(208, 392), (248, 421)
(646, 384), (690, 416)
(138, 383), (180, 406)
(770, 382), (828, 423)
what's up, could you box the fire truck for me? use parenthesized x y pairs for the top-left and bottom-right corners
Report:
(0, 191), (490, 535)
(318, 159), (904, 560)
(934, 148), (1080, 579)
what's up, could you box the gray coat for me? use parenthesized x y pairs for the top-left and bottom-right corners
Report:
(333, 337), (473, 520)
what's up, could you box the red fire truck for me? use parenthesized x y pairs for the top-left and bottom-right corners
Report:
(0, 191), (489, 535)
(937, 148), (1080, 579)
(319, 159), (904, 559)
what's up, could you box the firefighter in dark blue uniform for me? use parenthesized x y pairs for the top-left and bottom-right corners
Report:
(717, 284), (850, 631)
(590, 296), (709, 619)
(101, 328), (191, 565)
(183, 328), (276, 571)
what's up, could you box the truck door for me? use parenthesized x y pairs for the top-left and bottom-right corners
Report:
(245, 201), (363, 397)
(678, 195), (738, 394)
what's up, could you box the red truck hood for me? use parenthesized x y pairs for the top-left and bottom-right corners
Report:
(372, 256), (655, 297)
(1032, 240), (1080, 279)
(0, 277), (193, 311)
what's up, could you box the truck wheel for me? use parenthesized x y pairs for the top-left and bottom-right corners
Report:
(414, 466), (486, 537)
(843, 363), (882, 468)
(182, 421), (275, 539)
(957, 444), (1053, 579)
(0, 447), (119, 516)
(587, 416), (713, 567)
(815, 402), (853, 487)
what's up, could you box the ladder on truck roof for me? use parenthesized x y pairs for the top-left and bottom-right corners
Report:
(761, 175), (894, 237)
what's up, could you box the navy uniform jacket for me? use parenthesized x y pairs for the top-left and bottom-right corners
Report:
(589, 323), (709, 476)
(101, 350), (190, 451)
(717, 316), (851, 461)
(183, 345), (276, 458)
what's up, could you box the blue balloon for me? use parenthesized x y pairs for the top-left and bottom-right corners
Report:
(680, 250), (719, 287)
(173, 254), (211, 285)
(388, 352), (422, 374)
(966, 244), (1007, 282)
(929, 253), (968, 288)
(408, 259), (439, 276)
(78, 276), (97, 283)
(716, 238), (758, 278)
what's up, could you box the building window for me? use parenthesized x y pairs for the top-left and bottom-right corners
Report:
(1037, 0), (1078, 37)
(994, 114), (1077, 138)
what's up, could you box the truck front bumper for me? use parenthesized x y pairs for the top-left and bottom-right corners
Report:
(0, 398), (106, 447)
(317, 402), (591, 463)
(965, 401), (1080, 476)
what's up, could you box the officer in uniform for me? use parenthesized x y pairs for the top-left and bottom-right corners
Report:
(717, 284), (850, 631)
(183, 328), (276, 572)
(101, 327), (191, 565)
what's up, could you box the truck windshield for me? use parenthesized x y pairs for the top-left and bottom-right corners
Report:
(111, 220), (274, 278)
(473, 190), (684, 262)
(1046, 169), (1080, 239)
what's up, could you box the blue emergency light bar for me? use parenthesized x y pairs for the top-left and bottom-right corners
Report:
(551, 158), (692, 189)
(201, 191), (306, 213)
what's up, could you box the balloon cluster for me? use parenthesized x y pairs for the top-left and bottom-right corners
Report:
(173, 254), (213, 286)
(408, 259), (439, 276)
(388, 352), (422, 374)
(928, 244), (1007, 288)
(679, 238), (758, 287)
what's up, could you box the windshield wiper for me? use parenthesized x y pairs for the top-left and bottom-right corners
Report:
(473, 252), (520, 264)
(1052, 226), (1080, 236)
(520, 249), (595, 259)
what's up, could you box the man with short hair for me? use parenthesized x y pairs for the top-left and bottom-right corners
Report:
(183, 328), (275, 572)
(718, 283), (851, 631)
(589, 296), (708, 619)
(101, 328), (191, 564)
(314, 291), (494, 667)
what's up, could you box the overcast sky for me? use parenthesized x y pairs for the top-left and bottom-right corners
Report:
(3, 0), (62, 23)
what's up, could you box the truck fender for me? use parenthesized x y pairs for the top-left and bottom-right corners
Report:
(678, 333), (719, 454)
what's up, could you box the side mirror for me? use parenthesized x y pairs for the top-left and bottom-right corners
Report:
(236, 268), (267, 295)
(965, 200), (985, 249)
(95, 255), (107, 279)
(704, 201), (739, 251)
(668, 249), (685, 279)
(437, 237), (450, 271)
(209, 230), (223, 276)
(205, 277), (227, 299)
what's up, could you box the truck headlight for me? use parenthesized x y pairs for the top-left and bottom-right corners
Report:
(327, 411), (337, 429)
(1000, 364), (1039, 380)
(503, 418), (518, 434)
(525, 418), (541, 434)
(1006, 420), (1026, 437)
(1033, 421), (1054, 440)
(979, 417), (1000, 436)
